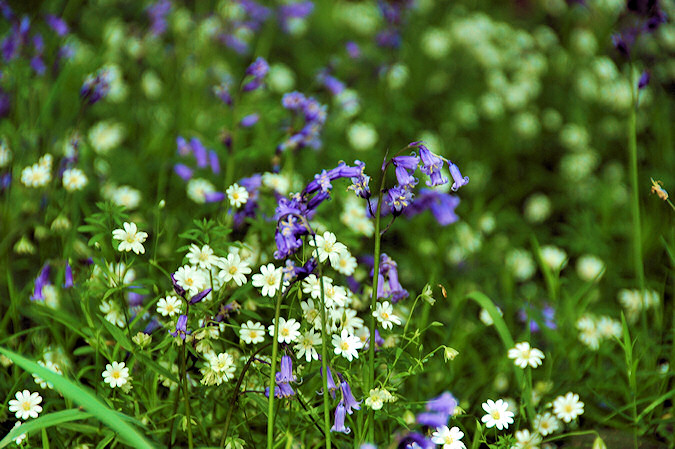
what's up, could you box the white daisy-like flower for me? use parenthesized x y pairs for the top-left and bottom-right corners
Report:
(226, 183), (249, 208)
(239, 321), (265, 344)
(302, 275), (333, 300)
(12, 421), (26, 445)
(112, 222), (148, 255)
(173, 265), (207, 296)
(332, 329), (363, 362)
(294, 328), (321, 362)
(552, 392), (584, 423)
(62, 168), (88, 191)
(541, 245), (567, 271)
(32, 360), (62, 389)
(576, 255), (605, 282)
(481, 399), (514, 430)
(514, 429), (542, 449)
(187, 244), (219, 269)
(102, 361), (130, 388)
(355, 326), (370, 347)
(373, 301), (402, 330)
(251, 263), (283, 298)
(156, 295), (182, 317)
(309, 231), (347, 267)
(261, 172), (290, 194)
(8, 390), (43, 420)
(99, 299), (125, 328)
(365, 388), (386, 410)
(507, 342), (545, 369)
(300, 299), (321, 328)
(506, 248), (535, 281)
(208, 353), (236, 381)
(110, 185), (141, 209)
(21, 163), (52, 187)
(88, 121), (125, 154)
(339, 308), (364, 334)
(335, 250), (357, 276)
(323, 283), (348, 308)
(431, 425), (466, 449)
(534, 412), (560, 436)
(597, 316), (621, 339)
(268, 317), (301, 344)
(186, 178), (216, 203)
(218, 253), (251, 286)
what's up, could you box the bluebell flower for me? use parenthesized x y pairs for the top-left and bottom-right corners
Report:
(278, 355), (296, 383)
(338, 377), (361, 414)
(204, 192), (226, 203)
(348, 161), (371, 199)
(170, 314), (190, 340)
(638, 71), (650, 89)
(317, 70), (345, 96)
(45, 14), (68, 36)
(31, 263), (50, 301)
(282, 91), (307, 110)
(426, 391), (457, 415)
(174, 164), (193, 181)
(345, 41), (361, 58)
(404, 189), (459, 226)
(392, 155), (419, 187)
(189, 287), (212, 305)
(320, 365), (338, 398)
(386, 185), (414, 214)
(416, 412), (448, 428)
(448, 162), (469, 191)
(147, 0), (171, 36)
(243, 57), (269, 91)
(331, 402), (351, 434)
(64, 262), (74, 288)
(80, 68), (111, 105)
(266, 376), (296, 398)
(418, 145), (448, 187)
(240, 113), (259, 128)
(397, 432), (434, 449)
(171, 274), (187, 298)
(190, 138), (208, 168)
(377, 254), (408, 302)
(176, 136), (191, 156)
(278, 1), (314, 33)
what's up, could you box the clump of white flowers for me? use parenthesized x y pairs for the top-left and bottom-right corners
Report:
(21, 154), (53, 188)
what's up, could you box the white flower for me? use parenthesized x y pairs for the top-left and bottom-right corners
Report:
(110, 185), (141, 210)
(309, 231), (347, 267)
(173, 265), (207, 296)
(431, 425), (466, 449)
(0, 141), (11, 167)
(335, 251), (357, 276)
(534, 412), (560, 436)
(156, 296), (182, 317)
(99, 299), (125, 328)
(324, 284), (348, 308)
(597, 316), (621, 339)
(88, 121), (125, 154)
(332, 329), (363, 361)
(112, 222), (148, 254)
(576, 255), (605, 282)
(301, 299), (321, 328)
(8, 390), (43, 420)
(514, 429), (542, 449)
(479, 306), (503, 326)
(226, 183), (249, 208)
(239, 321), (265, 344)
(373, 301), (401, 330)
(32, 360), (62, 389)
(269, 317), (301, 344)
(252, 263), (283, 298)
(365, 388), (386, 411)
(506, 249), (535, 281)
(62, 168), (88, 191)
(302, 275), (333, 300)
(508, 342), (545, 369)
(21, 162), (52, 187)
(209, 353), (236, 381)
(552, 392), (584, 423)
(294, 329), (321, 362)
(576, 316), (601, 350)
(12, 421), (26, 445)
(186, 178), (216, 203)
(480, 399), (514, 430)
(187, 244), (219, 269)
(218, 253), (251, 286)
(339, 308), (364, 334)
(262, 172), (290, 194)
(541, 245), (567, 271)
(102, 361), (130, 388)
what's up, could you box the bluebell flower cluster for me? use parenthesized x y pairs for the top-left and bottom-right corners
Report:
(81, 68), (112, 106)
(169, 274), (211, 340)
(147, 0), (171, 37)
(242, 57), (269, 92)
(376, 253), (408, 303)
(278, 92), (327, 152)
(329, 371), (361, 434)
(173, 136), (221, 183)
(375, 0), (414, 49)
(266, 355), (297, 398)
(217, 0), (271, 54)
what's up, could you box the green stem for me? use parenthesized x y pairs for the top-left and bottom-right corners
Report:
(628, 67), (645, 291)
(181, 344), (194, 449)
(267, 275), (285, 449)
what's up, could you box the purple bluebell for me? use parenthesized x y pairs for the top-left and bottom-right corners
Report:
(147, 0), (171, 36)
(317, 70), (345, 96)
(377, 254), (408, 302)
(0, 173), (10, 191)
(386, 185), (414, 214)
(282, 91), (306, 110)
(338, 377), (361, 414)
(302, 98), (324, 122)
(416, 412), (448, 428)
(320, 365), (338, 398)
(190, 138), (208, 168)
(176, 136), (191, 156)
(45, 14), (69, 36)
(213, 81), (233, 106)
(345, 41), (360, 58)
(0, 1), (13, 20)
(302, 162), (363, 196)
(204, 191), (226, 203)
(209, 150), (220, 174)
(127, 287), (145, 307)
(398, 433), (434, 449)
(80, 68), (111, 105)
(331, 402), (351, 434)
(418, 145), (448, 187)
(189, 287), (212, 305)
(64, 262), (74, 288)
(278, 355), (296, 383)
(239, 0), (271, 23)
(404, 189), (459, 226)
(278, 1), (314, 33)
(392, 155), (419, 187)
(242, 57), (269, 92)
(426, 391), (458, 415)
(143, 317), (162, 334)
(173, 164), (193, 181)
(448, 162), (469, 191)
(220, 33), (249, 55)
(31, 263), (50, 301)
(266, 377), (296, 398)
(240, 113), (259, 127)
(638, 71), (650, 89)
(170, 314), (190, 340)
(348, 161), (371, 199)
(30, 56), (45, 75)
(171, 274), (187, 298)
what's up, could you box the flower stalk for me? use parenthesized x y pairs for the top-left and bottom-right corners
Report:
(267, 274), (286, 449)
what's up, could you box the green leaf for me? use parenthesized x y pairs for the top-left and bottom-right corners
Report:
(0, 409), (91, 448)
(99, 318), (134, 352)
(0, 347), (156, 449)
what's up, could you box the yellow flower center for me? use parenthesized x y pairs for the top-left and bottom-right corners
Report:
(112, 371), (120, 379)
(341, 342), (350, 351)
(229, 266), (238, 274)
(491, 411), (500, 420)
(22, 402), (31, 411)
(281, 328), (289, 337)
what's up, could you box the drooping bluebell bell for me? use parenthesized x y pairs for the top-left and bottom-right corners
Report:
(417, 391), (457, 427)
(209, 150), (220, 174)
(415, 411), (448, 428)
(147, 0), (171, 37)
(170, 314), (190, 340)
(386, 185), (414, 215)
(404, 189), (459, 226)
(331, 402), (351, 434)
(317, 70), (345, 97)
(190, 138), (208, 168)
(392, 155), (419, 188)
(278, 355), (296, 383)
(320, 364), (338, 398)
(63, 262), (74, 288)
(338, 376), (361, 414)
(418, 145), (448, 187)
(345, 41), (360, 59)
(189, 287), (212, 305)
(240, 113), (259, 128)
(638, 71), (650, 89)
(377, 254), (408, 302)
(242, 57), (269, 92)
(397, 432), (434, 449)
(448, 162), (469, 191)
(282, 91), (306, 110)
(348, 161), (371, 199)
(173, 164), (193, 181)
(31, 263), (50, 301)
(213, 79), (233, 106)
(80, 68), (111, 105)
(171, 273), (187, 298)
(45, 14), (69, 37)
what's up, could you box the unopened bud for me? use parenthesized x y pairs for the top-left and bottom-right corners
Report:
(444, 346), (459, 362)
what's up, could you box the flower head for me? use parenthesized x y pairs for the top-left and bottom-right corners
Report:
(112, 222), (148, 255)
(269, 317), (301, 344)
(240, 320), (265, 344)
(102, 361), (130, 388)
(252, 263), (283, 297)
(8, 390), (43, 420)
(431, 426), (466, 449)
(508, 342), (545, 369)
(480, 399), (514, 430)
(373, 301), (402, 329)
(553, 392), (584, 423)
(332, 329), (363, 361)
